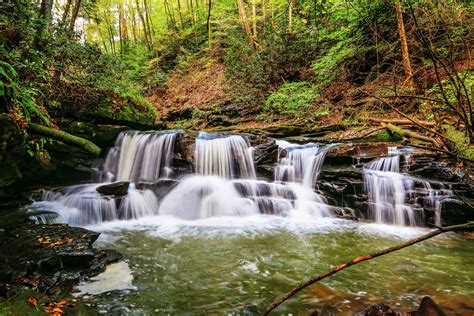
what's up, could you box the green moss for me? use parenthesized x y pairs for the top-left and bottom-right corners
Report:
(363, 130), (403, 142)
(444, 125), (474, 159)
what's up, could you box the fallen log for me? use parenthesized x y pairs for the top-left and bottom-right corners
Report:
(368, 118), (435, 127)
(0, 115), (101, 156)
(29, 122), (102, 156)
(382, 123), (441, 147)
(262, 221), (474, 315)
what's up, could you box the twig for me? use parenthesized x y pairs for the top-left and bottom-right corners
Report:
(262, 221), (474, 315)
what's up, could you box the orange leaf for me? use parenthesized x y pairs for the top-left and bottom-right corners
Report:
(51, 307), (64, 314)
(49, 241), (65, 247)
(55, 300), (67, 307)
(27, 296), (38, 306)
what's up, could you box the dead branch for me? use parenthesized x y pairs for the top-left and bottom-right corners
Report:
(369, 118), (435, 127)
(262, 221), (474, 315)
(382, 123), (441, 147)
(357, 88), (451, 143)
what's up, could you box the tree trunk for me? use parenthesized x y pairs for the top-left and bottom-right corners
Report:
(61, 0), (72, 26)
(288, 0), (292, 32)
(178, 0), (185, 29)
(135, 0), (151, 49)
(383, 123), (441, 146)
(143, 0), (154, 36)
(395, 1), (414, 86)
(236, 0), (252, 37)
(40, 0), (54, 23)
(29, 123), (101, 156)
(129, 4), (138, 44)
(68, 0), (82, 32)
(252, 0), (257, 39)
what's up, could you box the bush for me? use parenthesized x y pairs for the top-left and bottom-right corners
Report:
(264, 82), (317, 115)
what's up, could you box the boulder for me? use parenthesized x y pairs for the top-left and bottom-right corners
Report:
(96, 181), (130, 196)
(411, 296), (446, 316)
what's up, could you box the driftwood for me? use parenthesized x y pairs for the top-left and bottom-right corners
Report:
(1, 115), (101, 156)
(382, 123), (441, 147)
(368, 118), (435, 127)
(262, 221), (474, 315)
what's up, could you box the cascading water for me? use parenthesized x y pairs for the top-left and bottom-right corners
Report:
(31, 131), (338, 225)
(363, 147), (454, 226)
(195, 132), (256, 179)
(274, 141), (335, 188)
(101, 131), (177, 182)
(363, 148), (417, 226)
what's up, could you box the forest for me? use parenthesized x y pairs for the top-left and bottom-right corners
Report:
(0, 0), (473, 315)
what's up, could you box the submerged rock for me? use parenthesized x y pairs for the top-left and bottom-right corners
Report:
(354, 296), (446, 316)
(355, 303), (397, 316)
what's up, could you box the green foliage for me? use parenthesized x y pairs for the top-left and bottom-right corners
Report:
(444, 125), (474, 159)
(264, 82), (317, 116)
(0, 61), (49, 125)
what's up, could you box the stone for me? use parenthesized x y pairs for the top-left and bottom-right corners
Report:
(355, 304), (398, 316)
(410, 296), (446, 316)
(96, 181), (130, 196)
(137, 179), (179, 200)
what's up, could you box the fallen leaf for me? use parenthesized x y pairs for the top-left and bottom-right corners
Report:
(55, 300), (67, 307)
(49, 241), (65, 247)
(27, 296), (38, 306)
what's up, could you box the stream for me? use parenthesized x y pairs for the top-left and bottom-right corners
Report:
(26, 130), (474, 314)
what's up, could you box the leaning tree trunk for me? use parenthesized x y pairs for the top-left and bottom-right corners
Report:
(395, 1), (414, 87)
(68, 0), (82, 32)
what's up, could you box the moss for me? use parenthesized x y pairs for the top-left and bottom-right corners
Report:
(444, 125), (474, 159)
(363, 130), (403, 142)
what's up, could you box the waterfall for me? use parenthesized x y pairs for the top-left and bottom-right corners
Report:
(101, 131), (176, 183)
(31, 131), (336, 224)
(195, 133), (256, 179)
(32, 184), (118, 226)
(364, 158), (416, 226)
(363, 147), (453, 227)
(275, 141), (334, 188)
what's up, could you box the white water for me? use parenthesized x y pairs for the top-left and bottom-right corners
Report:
(364, 147), (454, 226)
(31, 131), (337, 225)
(101, 131), (176, 182)
(274, 141), (334, 188)
(31, 132), (457, 228)
(195, 133), (256, 179)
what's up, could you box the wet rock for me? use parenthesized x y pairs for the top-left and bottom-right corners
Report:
(326, 142), (389, 163)
(174, 132), (195, 172)
(355, 303), (397, 316)
(0, 219), (120, 297)
(96, 181), (130, 196)
(412, 162), (467, 182)
(439, 198), (474, 226)
(355, 297), (446, 316)
(252, 135), (278, 166)
(411, 296), (446, 316)
(137, 179), (179, 200)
